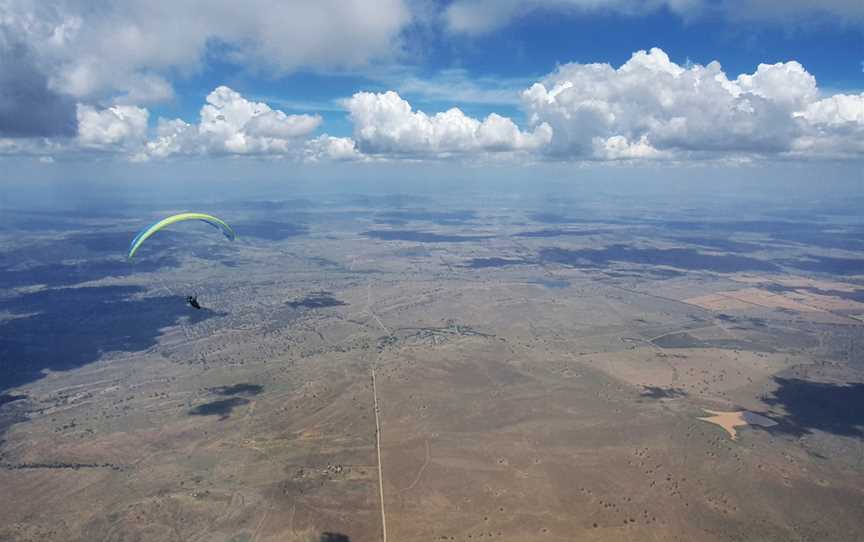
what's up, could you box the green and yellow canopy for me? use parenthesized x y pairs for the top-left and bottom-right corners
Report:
(128, 212), (236, 260)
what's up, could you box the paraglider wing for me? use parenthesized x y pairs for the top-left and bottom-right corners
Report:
(127, 212), (236, 259)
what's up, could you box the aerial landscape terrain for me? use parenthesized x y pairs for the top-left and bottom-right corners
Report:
(1, 2), (863, 540)
(1, 185), (862, 541)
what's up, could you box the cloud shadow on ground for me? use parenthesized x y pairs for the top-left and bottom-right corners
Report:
(0, 285), (221, 393)
(765, 378), (864, 438)
(784, 256), (864, 276)
(540, 245), (779, 273)
(460, 257), (531, 269)
(640, 386), (687, 399)
(287, 291), (347, 309)
(188, 397), (250, 420)
(231, 220), (309, 241)
(364, 230), (491, 243)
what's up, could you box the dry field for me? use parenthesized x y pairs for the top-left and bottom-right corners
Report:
(2, 216), (864, 542)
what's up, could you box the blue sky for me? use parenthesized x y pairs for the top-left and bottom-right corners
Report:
(0, 0), (862, 180)
(156, 4), (864, 130)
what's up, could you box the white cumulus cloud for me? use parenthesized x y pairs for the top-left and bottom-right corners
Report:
(791, 93), (864, 158)
(145, 86), (322, 158)
(344, 90), (552, 157)
(305, 135), (364, 162)
(521, 48), (864, 160)
(797, 94), (864, 126)
(592, 135), (665, 160)
(76, 104), (149, 149)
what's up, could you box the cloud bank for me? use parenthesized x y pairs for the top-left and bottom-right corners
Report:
(3, 49), (862, 165)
